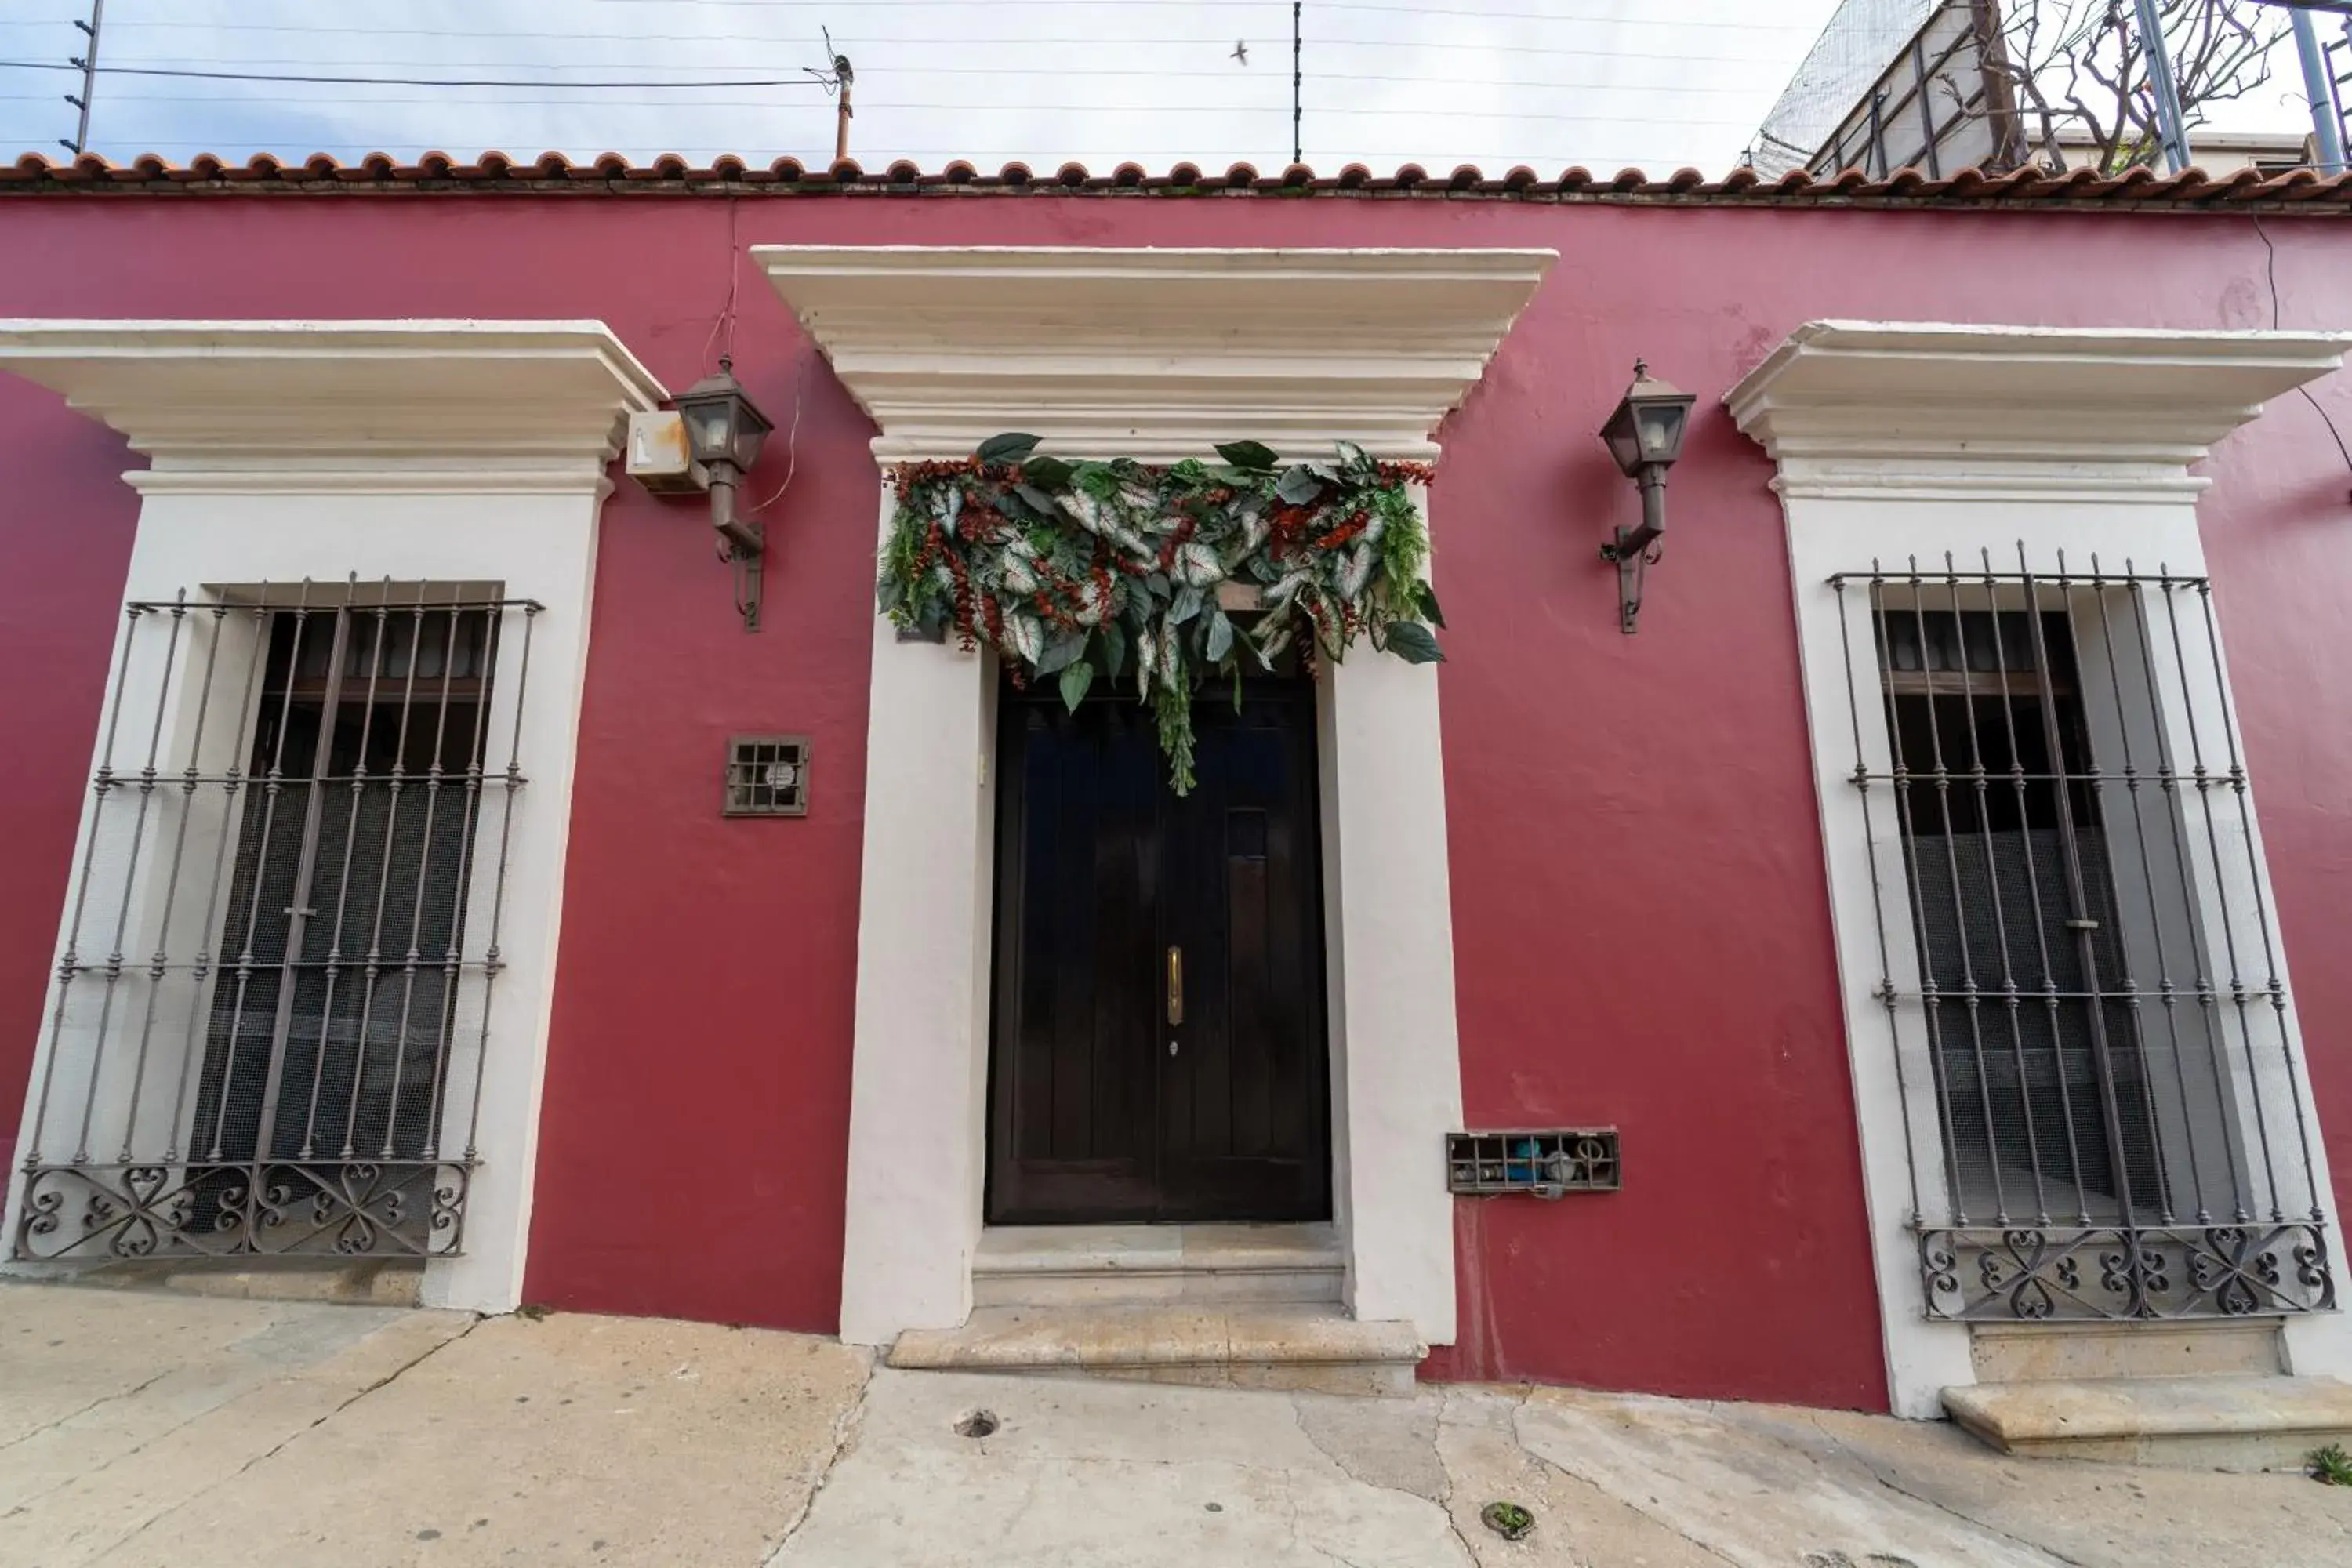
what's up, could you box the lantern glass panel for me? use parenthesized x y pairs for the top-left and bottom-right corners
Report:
(682, 401), (735, 465)
(729, 408), (772, 470)
(1636, 402), (1686, 463)
(1602, 410), (1643, 477)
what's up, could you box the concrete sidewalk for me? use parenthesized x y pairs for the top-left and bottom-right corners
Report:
(3, 1282), (2348, 1566)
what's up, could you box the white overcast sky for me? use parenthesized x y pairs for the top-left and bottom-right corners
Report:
(0, 1), (2327, 175)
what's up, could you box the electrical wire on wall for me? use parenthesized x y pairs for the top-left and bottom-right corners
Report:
(2254, 215), (2352, 501)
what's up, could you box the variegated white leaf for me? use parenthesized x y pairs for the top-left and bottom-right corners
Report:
(1175, 541), (1222, 586)
(1134, 625), (1157, 696)
(1007, 612), (1045, 666)
(1076, 575), (1112, 626)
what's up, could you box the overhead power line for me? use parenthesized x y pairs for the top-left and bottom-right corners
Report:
(0, 60), (834, 90)
(11, 37), (1796, 69)
(586, 0), (1809, 22)
(0, 70), (1773, 94)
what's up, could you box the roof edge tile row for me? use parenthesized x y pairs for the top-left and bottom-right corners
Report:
(5, 151), (2349, 210)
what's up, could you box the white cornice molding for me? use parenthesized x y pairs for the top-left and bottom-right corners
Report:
(1726, 321), (2349, 504)
(751, 245), (1556, 462)
(0, 320), (667, 495)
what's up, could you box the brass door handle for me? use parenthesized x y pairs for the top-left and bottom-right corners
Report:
(1167, 945), (1184, 1027)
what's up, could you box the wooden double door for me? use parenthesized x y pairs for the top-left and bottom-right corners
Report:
(985, 672), (1331, 1224)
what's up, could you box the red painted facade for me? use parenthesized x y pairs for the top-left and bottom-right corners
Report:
(3, 194), (2349, 1411)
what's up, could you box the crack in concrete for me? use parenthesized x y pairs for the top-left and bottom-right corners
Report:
(1283, 1388), (1472, 1565)
(1794, 1411), (2087, 1568)
(1428, 1388), (1486, 1568)
(763, 1348), (876, 1564)
(1504, 1390), (1744, 1568)
(86, 1311), (485, 1562)
(0, 1367), (175, 1453)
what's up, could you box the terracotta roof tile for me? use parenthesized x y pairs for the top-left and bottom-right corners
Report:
(1, 151), (2348, 211)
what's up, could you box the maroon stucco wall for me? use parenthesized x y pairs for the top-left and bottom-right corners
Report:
(3, 193), (2348, 1410)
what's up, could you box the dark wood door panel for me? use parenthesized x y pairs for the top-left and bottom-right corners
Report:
(985, 674), (1329, 1225)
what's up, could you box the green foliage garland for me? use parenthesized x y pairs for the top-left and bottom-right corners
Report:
(877, 433), (1445, 793)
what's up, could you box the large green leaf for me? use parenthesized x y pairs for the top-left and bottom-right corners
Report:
(1036, 630), (1087, 677)
(1276, 465), (1325, 506)
(1214, 439), (1280, 472)
(1169, 584), (1204, 626)
(1100, 621), (1127, 681)
(976, 432), (1043, 464)
(1204, 607), (1234, 663)
(1384, 622), (1446, 664)
(1058, 659), (1095, 713)
(876, 575), (904, 616)
(1416, 580), (1447, 630)
(1022, 454), (1074, 488)
(1015, 484), (1065, 519)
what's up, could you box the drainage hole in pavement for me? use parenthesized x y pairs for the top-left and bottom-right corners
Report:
(955, 1409), (1001, 1439)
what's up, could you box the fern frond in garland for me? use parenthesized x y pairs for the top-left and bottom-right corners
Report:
(877, 434), (1444, 793)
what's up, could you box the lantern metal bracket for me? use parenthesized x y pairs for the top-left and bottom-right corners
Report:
(1599, 529), (1661, 635)
(1597, 470), (1668, 634)
(719, 517), (765, 632)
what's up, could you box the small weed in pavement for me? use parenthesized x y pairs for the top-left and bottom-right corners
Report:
(2310, 1443), (2352, 1485)
(1480, 1501), (1534, 1541)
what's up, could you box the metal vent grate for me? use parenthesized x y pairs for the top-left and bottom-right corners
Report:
(724, 735), (809, 817)
(1446, 1130), (1620, 1197)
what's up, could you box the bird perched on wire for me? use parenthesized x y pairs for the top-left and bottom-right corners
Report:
(1231, 40), (1249, 64)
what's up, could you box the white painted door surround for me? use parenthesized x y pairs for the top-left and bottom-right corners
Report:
(0, 321), (664, 1314)
(1729, 321), (2352, 1417)
(752, 246), (1555, 1348)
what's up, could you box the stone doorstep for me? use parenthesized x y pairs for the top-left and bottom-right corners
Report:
(971, 1222), (1345, 1308)
(887, 1304), (1428, 1398)
(1944, 1374), (2352, 1472)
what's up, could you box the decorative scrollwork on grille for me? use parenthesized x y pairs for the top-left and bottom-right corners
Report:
(14, 1160), (470, 1260)
(1918, 1222), (2334, 1321)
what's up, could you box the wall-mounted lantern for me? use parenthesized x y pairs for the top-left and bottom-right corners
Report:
(1595, 360), (1696, 635)
(671, 356), (775, 632)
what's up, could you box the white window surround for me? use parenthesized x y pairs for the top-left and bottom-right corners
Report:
(1728, 320), (2352, 1417)
(0, 320), (664, 1313)
(752, 245), (1555, 1348)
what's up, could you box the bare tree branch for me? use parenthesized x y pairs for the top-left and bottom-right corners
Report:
(1977, 0), (2291, 172)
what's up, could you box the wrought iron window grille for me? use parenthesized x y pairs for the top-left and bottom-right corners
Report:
(1834, 550), (2332, 1323)
(1446, 1130), (1621, 1198)
(723, 735), (810, 817)
(13, 581), (535, 1262)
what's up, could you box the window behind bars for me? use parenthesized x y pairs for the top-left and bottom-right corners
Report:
(14, 583), (535, 1261)
(1835, 555), (2332, 1323)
